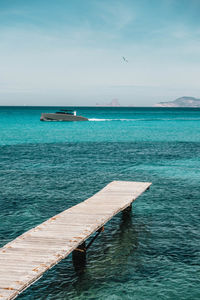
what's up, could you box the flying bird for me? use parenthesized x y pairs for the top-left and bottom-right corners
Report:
(122, 56), (128, 63)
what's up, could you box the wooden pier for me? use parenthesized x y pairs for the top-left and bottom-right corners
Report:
(0, 181), (151, 300)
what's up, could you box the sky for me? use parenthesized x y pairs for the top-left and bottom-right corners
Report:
(1, 0), (200, 106)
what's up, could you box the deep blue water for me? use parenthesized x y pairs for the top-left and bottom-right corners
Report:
(0, 106), (199, 300)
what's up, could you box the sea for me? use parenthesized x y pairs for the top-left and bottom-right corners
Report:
(0, 106), (199, 300)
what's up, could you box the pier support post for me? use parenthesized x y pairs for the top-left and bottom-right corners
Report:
(122, 204), (132, 218)
(72, 227), (105, 272)
(72, 242), (86, 272)
(86, 226), (104, 250)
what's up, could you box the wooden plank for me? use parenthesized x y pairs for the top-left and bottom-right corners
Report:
(0, 289), (18, 300)
(0, 181), (151, 300)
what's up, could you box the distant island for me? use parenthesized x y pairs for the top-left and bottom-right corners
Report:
(96, 99), (120, 107)
(154, 96), (200, 107)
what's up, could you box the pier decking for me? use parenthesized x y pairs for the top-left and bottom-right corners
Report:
(0, 181), (151, 300)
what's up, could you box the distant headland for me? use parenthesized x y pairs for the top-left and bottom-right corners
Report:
(154, 96), (200, 107)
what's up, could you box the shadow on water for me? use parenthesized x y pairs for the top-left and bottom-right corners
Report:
(70, 210), (137, 281)
(70, 210), (141, 295)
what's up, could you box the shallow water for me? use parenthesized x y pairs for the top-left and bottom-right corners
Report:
(0, 107), (199, 299)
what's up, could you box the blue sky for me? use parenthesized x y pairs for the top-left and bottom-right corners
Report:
(1, 0), (200, 106)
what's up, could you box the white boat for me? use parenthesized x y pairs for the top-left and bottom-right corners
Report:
(40, 110), (88, 121)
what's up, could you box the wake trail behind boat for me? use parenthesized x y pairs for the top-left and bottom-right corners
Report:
(89, 118), (137, 121)
(89, 118), (200, 122)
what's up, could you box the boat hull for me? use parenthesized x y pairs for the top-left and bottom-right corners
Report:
(40, 113), (88, 121)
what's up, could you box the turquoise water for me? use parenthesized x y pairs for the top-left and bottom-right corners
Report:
(0, 107), (199, 299)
